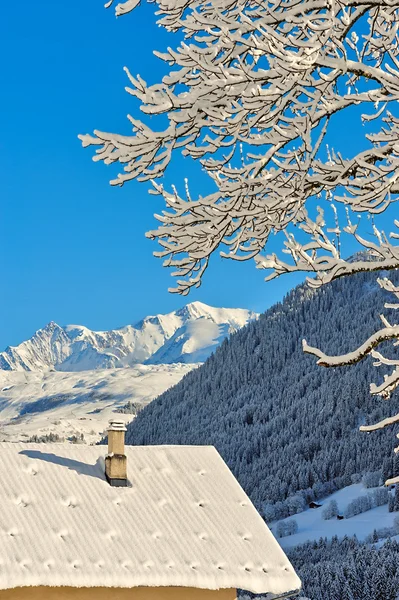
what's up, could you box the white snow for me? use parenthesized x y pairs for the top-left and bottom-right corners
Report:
(274, 483), (398, 550)
(148, 319), (234, 364)
(0, 364), (195, 444)
(0, 443), (300, 596)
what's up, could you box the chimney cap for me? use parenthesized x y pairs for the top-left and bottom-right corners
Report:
(108, 419), (127, 432)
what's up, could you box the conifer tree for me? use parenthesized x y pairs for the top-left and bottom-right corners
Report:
(393, 484), (399, 512)
(341, 579), (355, 600)
(371, 564), (388, 600)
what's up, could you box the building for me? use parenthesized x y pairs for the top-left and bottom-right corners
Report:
(0, 420), (301, 599)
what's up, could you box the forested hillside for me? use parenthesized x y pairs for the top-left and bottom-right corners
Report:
(289, 536), (399, 600)
(126, 271), (399, 515)
(238, 535), (399, 600)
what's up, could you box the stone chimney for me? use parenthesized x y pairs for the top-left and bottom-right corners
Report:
(105, 420), (128, 487)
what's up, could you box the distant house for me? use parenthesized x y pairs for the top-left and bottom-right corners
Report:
(0, 421), (300, 599)
(308, 502), (322, 509)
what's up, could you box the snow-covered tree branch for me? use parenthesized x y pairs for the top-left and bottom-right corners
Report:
(80, 0), (399, 467)
(81, 0), (399, 294)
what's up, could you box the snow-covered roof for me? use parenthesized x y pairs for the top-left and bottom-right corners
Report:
(0, 443), (300, 597)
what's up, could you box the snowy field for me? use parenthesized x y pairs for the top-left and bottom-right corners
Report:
(274, 482), (397, 550)
(0, 364), (196, 444)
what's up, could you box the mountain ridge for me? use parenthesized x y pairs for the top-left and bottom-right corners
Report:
(0, 302), (258, 372)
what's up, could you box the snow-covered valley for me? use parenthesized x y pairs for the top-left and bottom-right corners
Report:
(274, 482), (398, 550)
(0, 363), (196, 444)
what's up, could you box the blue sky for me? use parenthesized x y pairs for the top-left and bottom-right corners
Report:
(0, 2), (395, 349)
(0, 1), (304, 349)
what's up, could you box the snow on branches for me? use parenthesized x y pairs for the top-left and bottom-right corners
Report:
(81, 0), (399, 456)
(104, 0), (138, 16)
(81, 0), (399, 294)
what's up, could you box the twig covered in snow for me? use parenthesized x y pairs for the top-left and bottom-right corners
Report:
(81, 0), (399, 294)
(81, 0), (399, 458)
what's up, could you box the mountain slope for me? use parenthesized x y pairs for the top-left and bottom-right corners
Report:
(0, 302), (257, 372)
(125, 271), (399, 513)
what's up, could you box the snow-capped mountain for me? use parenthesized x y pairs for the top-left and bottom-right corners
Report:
(0, 302), (258, 372)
